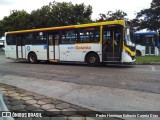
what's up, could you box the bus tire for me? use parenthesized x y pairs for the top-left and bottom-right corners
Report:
(136, 50), (141, 56)
(86, 53), (100, 67)
(28, 53), (38, 64)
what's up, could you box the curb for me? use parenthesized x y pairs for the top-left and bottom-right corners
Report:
(133, 62), (160, 65)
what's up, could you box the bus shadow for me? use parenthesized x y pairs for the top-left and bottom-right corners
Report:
(104, 64), (134, 68)
(12, 60), (134, 68)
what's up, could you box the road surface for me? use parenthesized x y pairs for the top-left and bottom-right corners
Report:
(0, 52), (160, 114)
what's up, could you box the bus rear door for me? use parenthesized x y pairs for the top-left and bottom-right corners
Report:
(16, 34), (26, 59)
(48, 32), (60, 60)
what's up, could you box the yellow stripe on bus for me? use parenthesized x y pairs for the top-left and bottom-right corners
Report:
(123, 45), (136, 56)
(7, 26), (75, 34)
(6, 20), (126, 34)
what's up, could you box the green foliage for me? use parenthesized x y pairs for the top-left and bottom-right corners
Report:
(0, 10), (30, 36)
(132, 0), (160, 31)
(0, 1), (92, 37)
(95, 10), (127, 22)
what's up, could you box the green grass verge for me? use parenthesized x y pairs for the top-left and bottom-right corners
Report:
(136, 56), (160, 63)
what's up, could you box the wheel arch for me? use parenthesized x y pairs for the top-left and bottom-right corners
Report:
(27, 51), (37, 60)
(136, 50), (142, 56)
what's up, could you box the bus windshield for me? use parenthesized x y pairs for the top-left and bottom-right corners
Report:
(125, 28), (135, 47)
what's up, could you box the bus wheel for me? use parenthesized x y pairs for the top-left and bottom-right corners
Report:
(86, 53), (100, 66)
(28, 53), (38, 63)
(136, 50), (141, 56)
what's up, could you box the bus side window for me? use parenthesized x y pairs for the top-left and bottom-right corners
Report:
(35, 32), (47, 44)
(26, 33), (34, 45)
(6, 35), (16, 45)
(55, 34), (59, 45)
(48, 33), (59, 45)
(135, 35), (144, 46)
(78, 27), (100, 43)
(61, 29), (77, 44)
(49, 35), (53, 45)
(17, 35), (22, 46)
(61, 31), (66, 44)
(93, 27), (100, 42)
(66, 30), (77, 44)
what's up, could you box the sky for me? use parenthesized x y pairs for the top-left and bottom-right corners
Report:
(0, 0), (152, 20)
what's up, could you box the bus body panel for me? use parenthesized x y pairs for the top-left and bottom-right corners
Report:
(33, 45), (48, 60)
(59, 43), (102, 62)
(25, 45), (32, 59)
(49, 45), (60, 60)
(49, 46), (54, 59)
(155, 47), (159, 56)
(136, 45), (146, 56)
(121, 49), (135, 63)
(17, 46), (26, 59)
(5, 45), (17, 59)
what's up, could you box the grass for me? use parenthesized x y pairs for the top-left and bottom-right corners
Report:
(136, 55), (160, 63)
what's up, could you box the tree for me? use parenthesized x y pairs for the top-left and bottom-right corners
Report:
(132, 0), (160, 31)
(29, 1), (92, 28)
(95, 10), (127, 22)
(0, 10), (30, 36)
(29, 5), (51, 28)
(0, 1), (92, 37)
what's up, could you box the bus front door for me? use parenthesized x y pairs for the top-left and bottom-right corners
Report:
(16, 35), (26, 59)
(49, 33), (60, 60)
(102, 26), (122, 62)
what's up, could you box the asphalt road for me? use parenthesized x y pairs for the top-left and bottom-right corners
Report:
(1, 51), (160, 114)
(0, 52), (160, 95)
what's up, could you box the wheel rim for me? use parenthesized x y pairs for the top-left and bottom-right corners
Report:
(30, 55), (35, 62)
(89, 57), (96, 63)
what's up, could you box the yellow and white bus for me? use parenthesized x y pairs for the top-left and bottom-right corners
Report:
(5, 20), (136, 66)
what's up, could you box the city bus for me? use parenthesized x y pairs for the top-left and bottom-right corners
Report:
(5, 20), (136, 66)
(134, 32), (159, 56)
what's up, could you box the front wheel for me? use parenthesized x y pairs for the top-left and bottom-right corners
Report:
(86, 53), (100, 67)
(28, 53), (38, 63)
(136, 50), (141, 56)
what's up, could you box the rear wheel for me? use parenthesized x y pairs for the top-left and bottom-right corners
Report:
(86, 53), (100, 66)
(28, 53), (38, 63)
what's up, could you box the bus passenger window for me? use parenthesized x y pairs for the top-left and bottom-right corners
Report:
(49, 35), (53, 45)
(6, 35), (16, 45)
(55, 34), (59, 45)
(26, 33), (34, 45)
(62, 32), (66, 44)
(34, 32), (47, 44)
(61, 29), (77, 44)
(78, 27), (100, 43)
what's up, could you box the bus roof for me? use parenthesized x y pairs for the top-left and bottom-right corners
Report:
(134, 31), (158, 35)
(6, 20), (126, 35)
